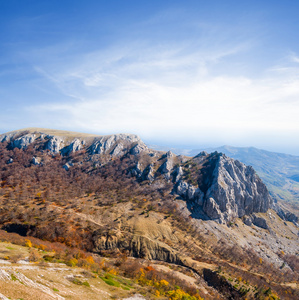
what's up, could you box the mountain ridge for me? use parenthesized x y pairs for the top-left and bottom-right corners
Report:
(1, 128), (296, 225)
(0, 128), (298, 299)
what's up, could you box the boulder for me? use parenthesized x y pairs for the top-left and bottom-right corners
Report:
(63, 162), (74, 171)
(32, 157), (41, 165)
(252, 215), (269, 230)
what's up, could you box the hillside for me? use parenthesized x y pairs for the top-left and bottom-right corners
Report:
(0, 128), (298, 299)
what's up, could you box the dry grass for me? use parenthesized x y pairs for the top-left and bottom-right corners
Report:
(0, 241), (131, 300)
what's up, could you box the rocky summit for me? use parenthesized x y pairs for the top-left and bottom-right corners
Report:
(0, 128), (298, 300)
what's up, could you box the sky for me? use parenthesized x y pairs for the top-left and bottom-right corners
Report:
(0, 0), (299, 155)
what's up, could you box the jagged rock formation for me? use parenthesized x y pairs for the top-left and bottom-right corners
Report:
(173, 153), (273, 223)
(142, 163), (155, 181)
(12, 133), (36, 149)
(93, 232), (182, 263)
(90, 134), (142, 156)
(44, 136), (65, 154)
(61, 138), (83, 156)
(272, 203), (299, 225)
(130, 142), (148, 155)
(203, 154), (272, 223)
(0, 128), (287, 224)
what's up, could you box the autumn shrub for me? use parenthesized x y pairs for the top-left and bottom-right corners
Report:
(29, 249), (41, 262)
(10, 254), (24, 263)
(118, 260), (203, 299)
(66, 258), (78, 267)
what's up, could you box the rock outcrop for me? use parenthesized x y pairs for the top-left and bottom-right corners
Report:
(12, 134), (36, 149)
(142, 164), (155, 181)
(176, 181), (204, 205)
(93, 232), (182, 263)
(202, 154), (272, 223)
(273, 203), (299, 226)
(130, 142), (148, 155)
(242, 214), (269, 229)
(44, 136), (65, 154)
(90, 134), (141, 155)
(0, 133), (14, 143)
(175, 152), (272, 223)
(61, 138), (83, 156)
(31, 157), (41, 165)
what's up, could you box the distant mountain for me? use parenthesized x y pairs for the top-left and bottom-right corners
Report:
(183, 146), (299, 204)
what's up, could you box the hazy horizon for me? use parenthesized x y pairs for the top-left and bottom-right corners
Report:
(1, 1), (299, 155)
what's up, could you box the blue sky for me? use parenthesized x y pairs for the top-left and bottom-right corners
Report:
(0, 1), (299, 154)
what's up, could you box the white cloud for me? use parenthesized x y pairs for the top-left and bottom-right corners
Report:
(20, 36), (299, 154)
(290, 53), (299, 63)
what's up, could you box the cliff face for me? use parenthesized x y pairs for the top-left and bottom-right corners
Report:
(202, 154), (272, 223)
(173, 152), (272, 223)
(0, 128), (273, 223)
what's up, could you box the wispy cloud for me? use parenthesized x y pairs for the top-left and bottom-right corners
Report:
(290, 53), (299, 63)
(28, 40), (299, 152)
(2, 6), (299, 154)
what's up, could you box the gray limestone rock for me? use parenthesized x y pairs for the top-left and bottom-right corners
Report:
(110, 143), (124, 156)
(0, 133), (13, 143)
(12, 134), (36, 149)
(173, 153), (272, 223)
(272, 203), (298, 225)
(90, 134), (141, 155)
(130, 143), (148, 155)
(142, 164), (155, 181)
(44, 136), (64, 154)
(160, 159), (173, 174)
(202, 154), (272, 223)
(32, 157), (41, 165)
(243, 216), (253, 226)
(166, 150), (174, 158)
(176, 180), (204, 205)
(159, 160), (173, 181)
(173, 166), (184, 183)
(63, 162), (74, 171)
(203, 197), (223, 222)
(61, 138), (83, 156)
(194, 151), (208, 158)
(252, 215), (269, 230)
(131, 162), (143, 177)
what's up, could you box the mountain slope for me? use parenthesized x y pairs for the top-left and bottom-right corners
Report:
(0, 128), (298, 299)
